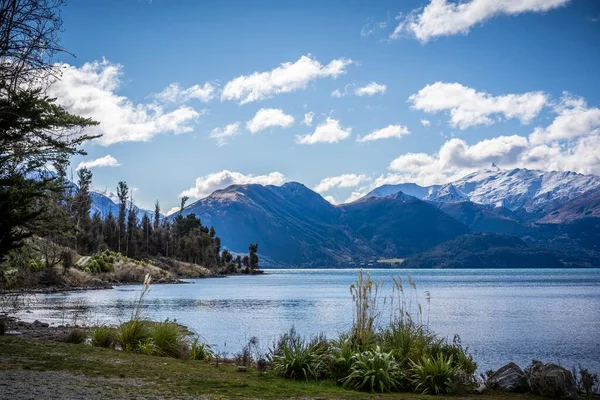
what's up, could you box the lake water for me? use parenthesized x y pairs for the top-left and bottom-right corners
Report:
(15, 268), (600, 373)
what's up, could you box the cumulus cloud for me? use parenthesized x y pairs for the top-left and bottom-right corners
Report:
(209, 122), (241, 146)
(76, 155), (120, 170)
(529, 94), (600, 144)
(246, 108), (294, 134)
(331, 88), (345, 98)
(421, 119), (431, 127)
(409, 82), (547, 129)
(313, 174), (370, 193)
(302, 111), (314, 126)
(181, 170), (287, 199)
(156, 82), (216, 103)
(323, 195), (339, 205)
(296, 117), (352, 144)
(221, 54), (353, 104)
(48, 59), (203, 146)
(357, 124), (410, 143)
(391, 0), (570, 42)
(355, 82), (387, 96)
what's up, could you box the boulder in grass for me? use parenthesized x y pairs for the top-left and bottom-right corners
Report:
(487, 362), (529, 393)
(528, 362), (579, 399)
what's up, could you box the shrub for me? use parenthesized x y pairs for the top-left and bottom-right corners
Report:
(429, 335), (476, 375)
(578, 366), (599, 396)
(329, 338), (356, 381)
(150, 320), (186, 358)
(116, 320), (149, 352)
(378, 322), (435, 366)
(64, 328), (87, 344)
(91, 326), (115, 348)
(138, 338), (160, 356)
(410, 354), (457, 395)
(343, 346), (401, 392)
(189, 338), (214, 360)
(271, 336), (325, 380)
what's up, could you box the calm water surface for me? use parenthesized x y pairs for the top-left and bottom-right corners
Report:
(17, 268), (600, 372)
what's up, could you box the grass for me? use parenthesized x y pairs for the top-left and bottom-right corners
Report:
(63, 328), (87, 344)
(0, 336), (546, 400)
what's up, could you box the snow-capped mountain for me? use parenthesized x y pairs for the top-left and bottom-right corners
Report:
(368, 166), (600, 214)
(90, 189), (156, 222)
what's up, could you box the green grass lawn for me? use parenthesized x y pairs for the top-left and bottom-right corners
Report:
(0, 336), (544, 399)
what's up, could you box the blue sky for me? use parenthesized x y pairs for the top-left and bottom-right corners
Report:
(54, 0), (600, 213)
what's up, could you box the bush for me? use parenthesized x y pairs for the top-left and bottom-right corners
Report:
(64, 328), (87, 344)
(150, 320), (186, 358)
(578, 366), (599, 396)
(91, 326), (115, 348)
(329, 337), (356, 381)
(410, 354), (457, 395)
(116, 320), (149, 352)
(378, 322), (435, 365)
(271, 334), (325, 380)
(138, 338), (160, 356)
(343, 346), (401, 392)
(189, 338), (214, 360)
(429, 335), (476, 375)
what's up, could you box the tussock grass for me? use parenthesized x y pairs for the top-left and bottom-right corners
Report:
(90, 325), (115, 348)
(63, 328), (87, 344)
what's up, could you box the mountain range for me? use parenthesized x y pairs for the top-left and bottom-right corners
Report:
(90, 166), (600, 268)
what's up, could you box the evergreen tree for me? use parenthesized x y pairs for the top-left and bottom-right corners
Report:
(116, 181), (128, 253)
(74, 167), (93, 253)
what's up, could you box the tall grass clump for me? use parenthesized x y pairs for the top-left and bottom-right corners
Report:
(349, 269), (382, 349)
(343, 346), (402, 392)
(91, 325), (115, 348)
(270, 328), (326, 380)
(64, 328), (87, 344)
(190, 338), (214, 360)
(410, 354), (457, 395)
(150, 320), (186, 358)
(116, 319), (149, 352)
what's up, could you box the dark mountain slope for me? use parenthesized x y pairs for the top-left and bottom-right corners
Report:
(433, 201), (525, 235)
(339, 193), (471, 258)
(402, 233), (564, 269)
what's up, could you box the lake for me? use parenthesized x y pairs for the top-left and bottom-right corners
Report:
(15, 268), (600, 373)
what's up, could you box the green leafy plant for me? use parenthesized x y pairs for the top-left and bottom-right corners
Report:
(115, 320), (149, 352)
(271, 337), (325, 380)
(410, 354), (457, 395)
(90, 325), (115, 348)
(329, 337), (356, 381)
(189, 338), (214, 360)
(64, 328), (87, 344)
(150, 320), (185, 358)
(138, 338), (160, 356)
(343, 346), (401, 392)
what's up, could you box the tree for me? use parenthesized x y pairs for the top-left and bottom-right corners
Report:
(0, 0), (98, 261)
(116, 181), (128, 253)
(153, 201), (160, 230)
(126, 196), (137, 257)
(74, 167), (92, 253)
(248, 243), (259, 273)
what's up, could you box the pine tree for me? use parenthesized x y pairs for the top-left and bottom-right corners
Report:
(116, 181), (128, 253)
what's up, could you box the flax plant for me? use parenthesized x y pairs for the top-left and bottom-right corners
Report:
(349, 269), (382, 348)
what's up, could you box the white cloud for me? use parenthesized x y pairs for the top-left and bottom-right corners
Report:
(48, 59), (203, 146)
(344, 191), (365, 204)
(314, 174), (370, 193)
(392, 0), (570, 42)
(209, 122), (241, 146)
(409, 82), (547, 129)
(355, 82), (387, 96)
(361, 18), (388, 37)
(421, 119), (431, 127)
(296, 117), (352, 144)
(246, 108), (294, 134)
(302, 111), (314, 126)
(76, 155), (120, 170)
(323, 195), (339, 205)
(156, 82), (215, 103)
(529, 94), (600, 144)
(181, 170), (287, 199)
(221, 54), (353, 104)
(166, 206), (181, 216)
(357, 124), (410, 143)
(331, 88), (345, 98)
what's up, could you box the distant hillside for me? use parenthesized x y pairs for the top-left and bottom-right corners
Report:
(402, 233), (564, 269)
(538, 189), (600, 223)
(179, 185), (471, 266)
